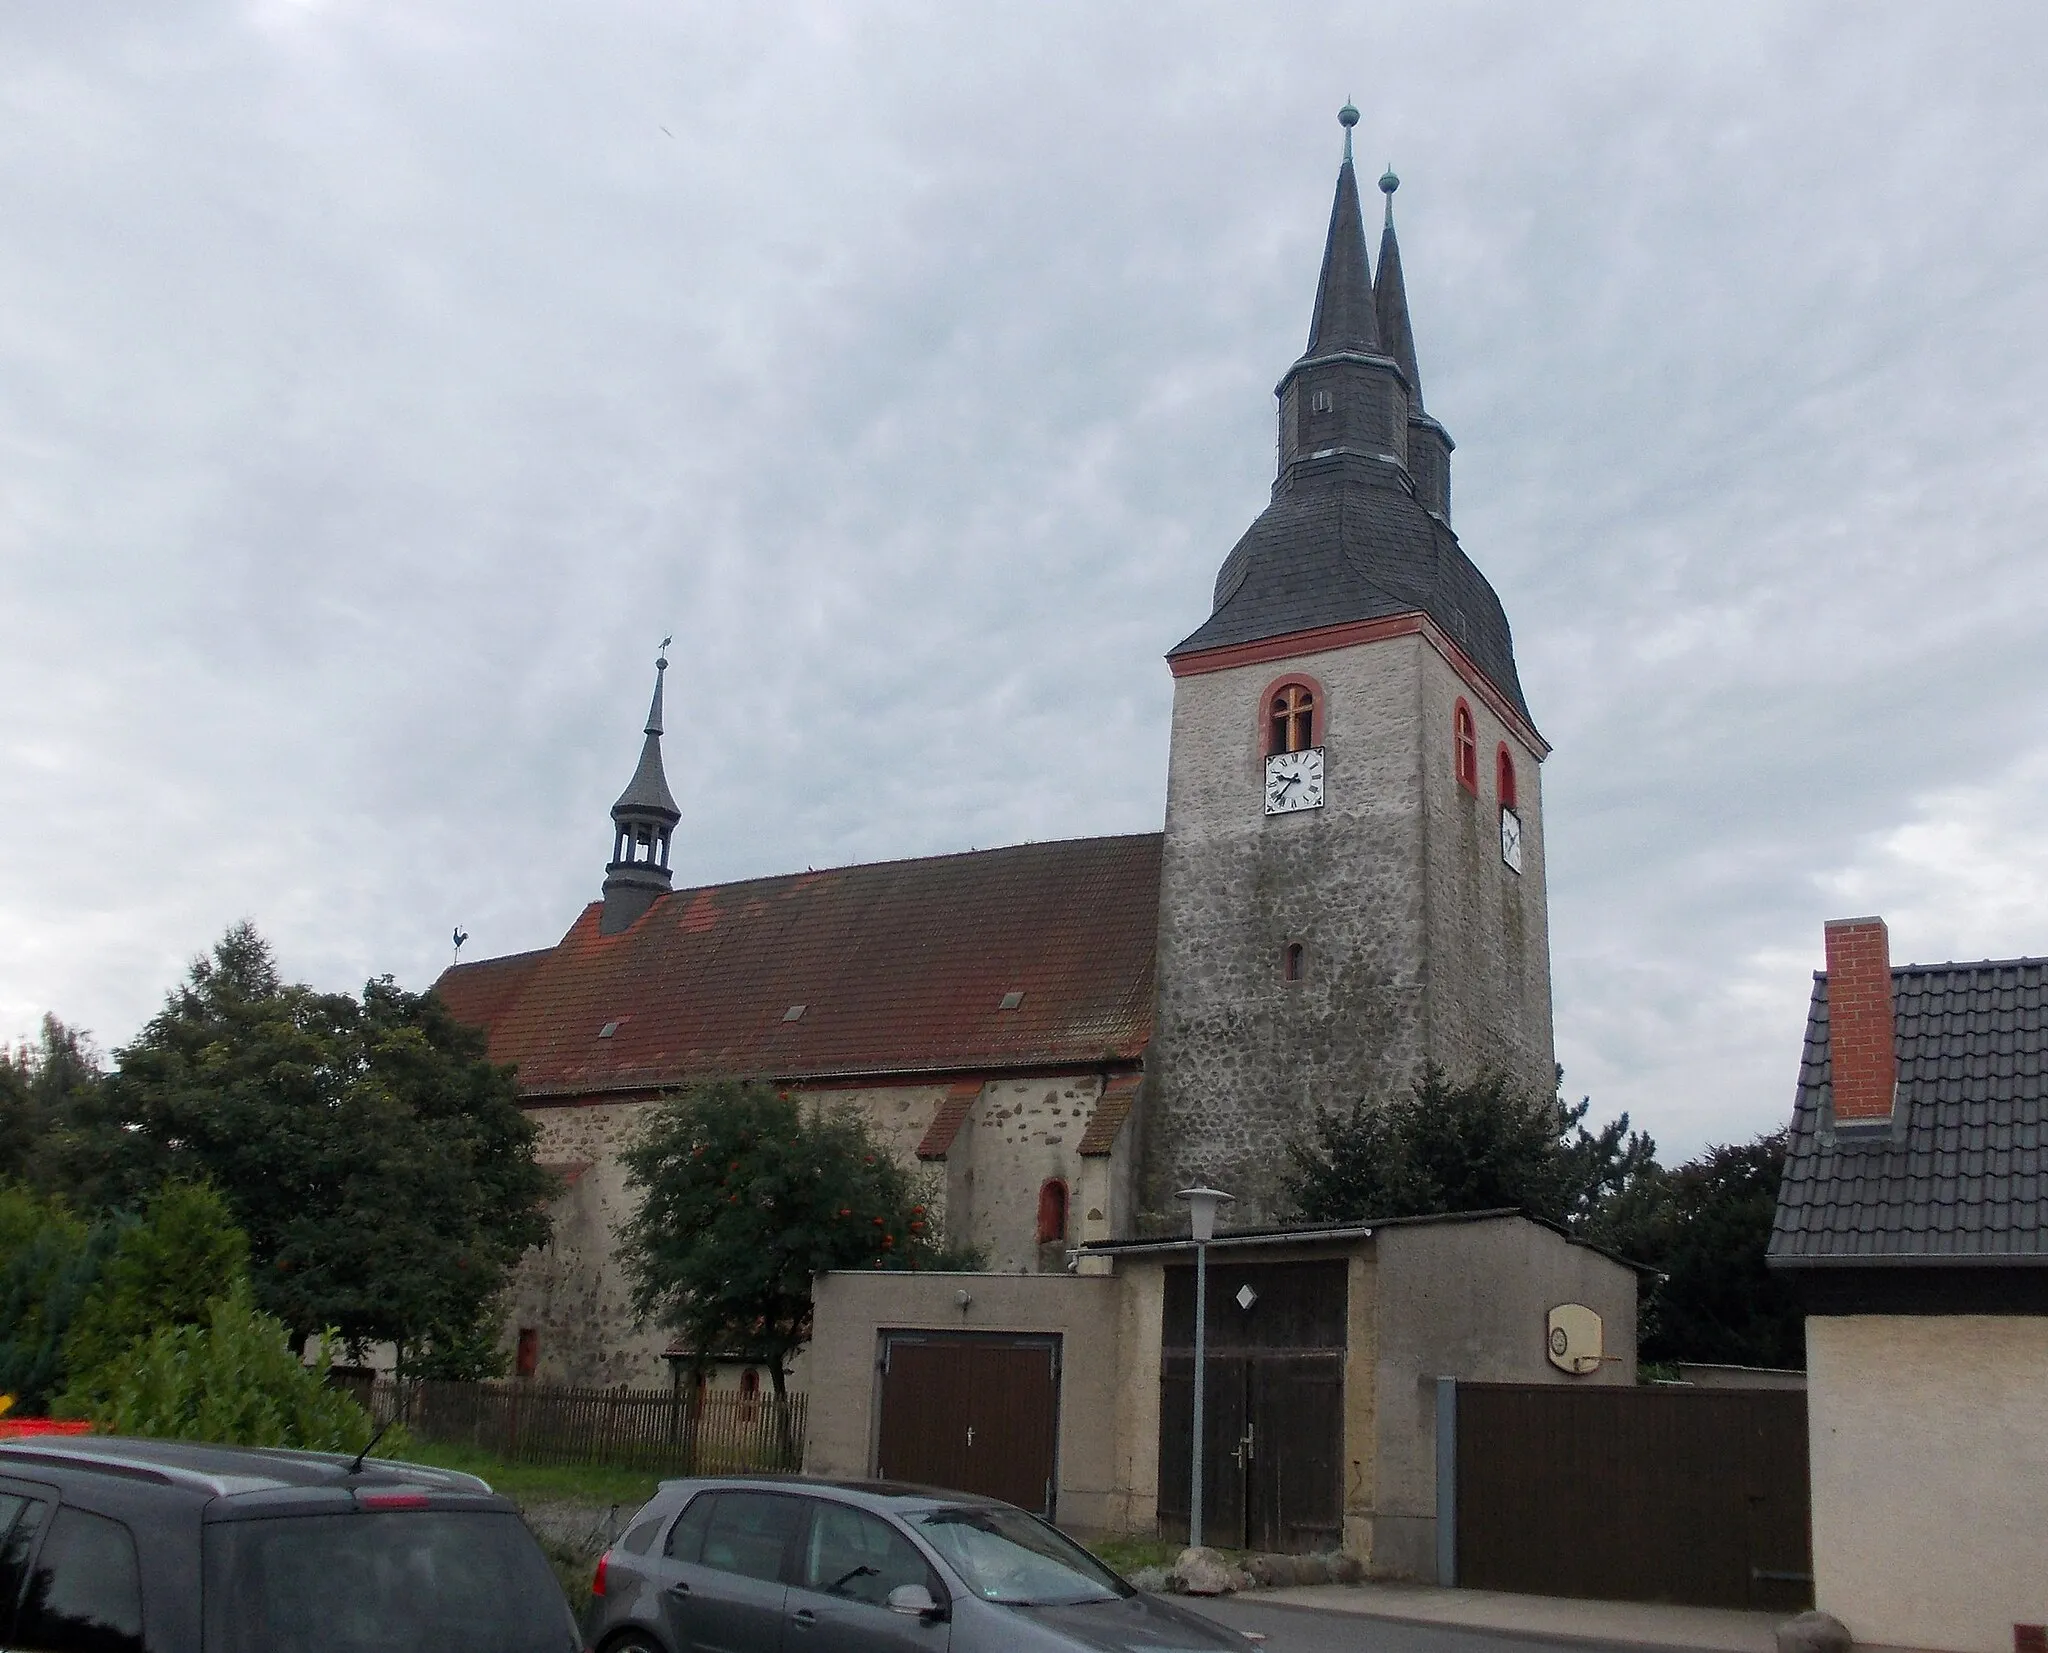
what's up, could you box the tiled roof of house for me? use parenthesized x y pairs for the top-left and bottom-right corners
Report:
(1169, 453), (1532, 725)
(1769, 959), (2048, 1266)
(433, 834), (1160, 1098)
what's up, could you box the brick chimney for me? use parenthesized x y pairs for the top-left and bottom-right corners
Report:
(1824, 917), (1897, 1126)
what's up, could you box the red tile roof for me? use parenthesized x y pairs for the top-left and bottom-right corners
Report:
(434, 835), (1160, 1098)
(1079, 1074), (1142, 1157)
(915, 1081), (987, 1161)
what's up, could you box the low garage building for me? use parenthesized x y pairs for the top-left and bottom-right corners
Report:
(804, 1209), (1638, 1577)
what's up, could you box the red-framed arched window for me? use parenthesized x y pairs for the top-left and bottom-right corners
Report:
(1261, 674), (1325, 756)
(1454, 701), (1478, 795)
(1496, 745), (1518, 810)
(1036, 1179), (1069, 1245)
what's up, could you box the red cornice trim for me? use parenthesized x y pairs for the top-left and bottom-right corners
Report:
(1170, 614), (1423, 677)
(1169, 612), (1549, 758)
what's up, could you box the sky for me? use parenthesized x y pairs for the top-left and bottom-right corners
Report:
(4, 2), (2046, 1162)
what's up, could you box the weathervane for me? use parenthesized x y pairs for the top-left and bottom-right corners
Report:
(452, 927), (469, 964)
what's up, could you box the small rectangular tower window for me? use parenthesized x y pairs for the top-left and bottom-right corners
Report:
(1310, 388), (1334, 414)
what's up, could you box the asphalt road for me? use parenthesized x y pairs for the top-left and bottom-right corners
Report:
(1181, 1595), (1617, 1653)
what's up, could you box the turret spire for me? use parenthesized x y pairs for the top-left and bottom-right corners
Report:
(600, 641), (681, 935)
(1302, 106), (1379, 359)
(1373, 167), (1422, 404)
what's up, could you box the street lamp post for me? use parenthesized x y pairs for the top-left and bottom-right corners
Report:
(1175, 1184), (1235, 1550)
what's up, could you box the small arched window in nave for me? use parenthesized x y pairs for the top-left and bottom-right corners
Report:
(1036, 1178), (1070, 1245)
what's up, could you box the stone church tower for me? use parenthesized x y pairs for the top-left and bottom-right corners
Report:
(1139, 112), (1555, 1227)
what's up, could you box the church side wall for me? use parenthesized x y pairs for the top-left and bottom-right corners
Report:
(509, 1083), (959, 1387)
(1417, 648), (1556, 1096)
(953, 1075), (1103, 1273)
(1145, 635), (1430, 1228)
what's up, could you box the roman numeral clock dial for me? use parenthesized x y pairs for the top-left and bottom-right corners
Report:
(1263, 748), (1325, 815)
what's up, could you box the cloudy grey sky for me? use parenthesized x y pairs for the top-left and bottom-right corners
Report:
(4, 2), (2045, 1161)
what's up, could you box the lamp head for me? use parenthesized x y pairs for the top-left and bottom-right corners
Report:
(1175, 1185), (1236, 1244)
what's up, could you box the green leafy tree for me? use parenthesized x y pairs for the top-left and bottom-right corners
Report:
(90, 1282), (382, 1453)
(1286, 1064), (1657, 1231)
(619, 1081), (969, 1409)
(0, 1186), (111, 1412)
(51, 924), (553, 1372)
(58, 1181), (251, 1414)
(1595, 1131), (1803, 1370)
(0, 1018), (103, 1185)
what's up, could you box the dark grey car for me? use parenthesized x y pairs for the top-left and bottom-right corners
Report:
(585, 1476), (1251, 1653)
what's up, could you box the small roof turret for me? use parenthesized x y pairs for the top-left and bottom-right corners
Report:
(601, 642), (681, 935)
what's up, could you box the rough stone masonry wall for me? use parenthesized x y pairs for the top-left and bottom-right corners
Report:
(1417, 647), (1555, 1098)
(1143, 635), (1430, 1229)
(508, 1083), (957, 1387)
(506, 1077), (1113, 1385)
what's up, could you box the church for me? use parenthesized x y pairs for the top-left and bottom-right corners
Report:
(437, 109), (1555, 1388)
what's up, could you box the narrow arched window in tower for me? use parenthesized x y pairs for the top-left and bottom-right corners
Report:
(1283, 941), (1306, 983)
(1455, 701), (1478, 794)
(1496, 745), (1518, 809)
(1268, 683), (1316, 755)
(1036, 1178), (1069, 1245)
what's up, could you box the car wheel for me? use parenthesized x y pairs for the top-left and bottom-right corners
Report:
(601, 1635), (667, 1653)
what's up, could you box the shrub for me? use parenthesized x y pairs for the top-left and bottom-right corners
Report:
(91, 1284), (383, 1454)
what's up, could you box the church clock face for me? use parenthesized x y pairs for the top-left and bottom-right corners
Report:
(1264, 748), (1325, 816)
(1500, 807), (1524, 873)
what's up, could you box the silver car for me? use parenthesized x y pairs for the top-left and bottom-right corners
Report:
(584, 1476), (1253, 1653)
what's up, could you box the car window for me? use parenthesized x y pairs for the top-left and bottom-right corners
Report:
(0, 1495), (48, 1638)
(693, 1492), (805, 1584)
(914, 1506), (1131, 1607)
(800, 1503), (939, 1609)
(664, 1493), (713, 1562)
(203, 1509), (579, 1653)
(12, 1505), (146, 1653)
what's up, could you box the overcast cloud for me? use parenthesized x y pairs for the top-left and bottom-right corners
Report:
(4, 2), (2046, 1161)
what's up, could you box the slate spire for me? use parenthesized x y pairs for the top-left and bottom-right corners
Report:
(1373, 167), (1422, 406)
(600, 642), (681, 935)
(1302, 106), (1380, 360)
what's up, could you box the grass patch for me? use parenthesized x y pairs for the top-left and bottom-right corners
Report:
(1087, 1534), (1186, 1577)
(391, 1440), (664, 1512)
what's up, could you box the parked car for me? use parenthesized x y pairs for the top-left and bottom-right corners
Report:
(0, 1432), (581, 1653)
(584, 1475), (1253, 1652)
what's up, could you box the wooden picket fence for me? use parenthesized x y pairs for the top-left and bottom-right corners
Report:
(369, 1379), (808, 1475)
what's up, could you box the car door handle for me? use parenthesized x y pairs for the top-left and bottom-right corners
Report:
(791, 1607), (817, 1629)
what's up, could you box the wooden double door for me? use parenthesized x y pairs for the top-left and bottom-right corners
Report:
(1156, 1259), (1346, 1554)
(874, 1332), (1061, 1518)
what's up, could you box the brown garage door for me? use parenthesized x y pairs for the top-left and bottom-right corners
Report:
(1456, 1382), (1811, 1610)
(875, 1333), (1060, 1517)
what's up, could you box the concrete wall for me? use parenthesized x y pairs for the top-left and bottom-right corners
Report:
(1808, 1315), (2048, 1653)
(1367, 1218), (1638, 1579)
(1146, 635), (1432, 1227)
(804, 1271), (1133, 1535)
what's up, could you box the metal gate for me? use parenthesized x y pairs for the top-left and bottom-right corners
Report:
(1452, 1382), (1811, 1609)
(1156, 1260), (1346, 1553)
(874, 1333), (1060, 1518)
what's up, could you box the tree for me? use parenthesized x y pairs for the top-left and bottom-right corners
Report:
(1595, 1131), (1803, 1370)
(58, 1180), (250, 1414)
(0, 1018), (102, 1185)
(0, 1186), (109, 1412)
(619, 1081), (967, 1410)
(50, 924), (554, 1371)
(1286, 1064), (1657, 1232)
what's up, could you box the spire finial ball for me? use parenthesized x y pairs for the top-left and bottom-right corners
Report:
(1338, 102), (1360, 129)
(1379, 167), (1399, 196)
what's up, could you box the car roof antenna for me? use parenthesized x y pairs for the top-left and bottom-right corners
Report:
(349, 1417), (395, 1477)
